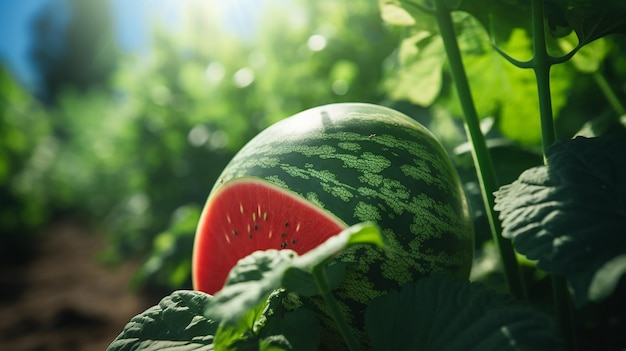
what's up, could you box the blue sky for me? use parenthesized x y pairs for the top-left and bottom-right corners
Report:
(0, 0), (55, 89)
(0, 0), (259, 91)
(0, 0), (156, 90)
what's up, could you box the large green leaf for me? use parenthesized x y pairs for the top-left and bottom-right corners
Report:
(378, 0), (434, 27)
(494, 136), (626, 306)
(385, 31), (445, 106)
(209, 222), (382, 349)
(379, 1), (576, 145)
(364, 275), (560, 350)
(566, 3), (626, 46)
(458, 0), (533, 46)
(437, 24), (573, 144)
(206, 249), (298, 325)
(214, 289), (320, 351)
(458, 0), (626, 48)
(107, 290), (218, 351)
(205, 222), (383, 325)
(258, 291), (321, 351)
(108, 222), (381, 351)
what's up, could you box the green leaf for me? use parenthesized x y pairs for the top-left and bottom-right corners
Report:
(558, 36), (608, 73)
(494, 136), (626, 306)
(364, 275), (560, 351)
(385, 31), (445, 106)
(207, 249), (297, 325)
(213, 297), (268, 350)
(436, 23), (572, 145)
(259, 290), (321, 351)
(346, 221), (385, 247)
(280, 261), (347, 297)
(206, 222), (383, 325)
(214, 288), (321, 350)
(379, 0), (418, 26)
(458, 0), (533, 46)
(107, 290), (218, 351)
(566, 4), (626, 47)
(289, 221), (384, 270)
(378, 0), (436, 27)
(588, 254), (626, 302)
(281, 267), (320, 297)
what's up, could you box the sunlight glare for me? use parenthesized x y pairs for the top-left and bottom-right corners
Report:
(181, 0), (262, 38)
(233, 67), (254, 88)
(331, 80), (349, 96)
(134, 0), (265, 41)
(188, 125), (210, 147)
(205, 62), (226, 84)
(307, 34), (327, 52)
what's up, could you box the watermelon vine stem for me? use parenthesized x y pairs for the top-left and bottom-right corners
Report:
(433, 0), (526, 301)
(593, 71), (626, 116)
(312, 265), (361, 351)
(528, 0), (576, 348)
(529, 0), (556, 157)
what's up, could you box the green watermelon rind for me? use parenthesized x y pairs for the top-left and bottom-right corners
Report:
(205, 103), (474, 301)
(195, 103), (474, 349)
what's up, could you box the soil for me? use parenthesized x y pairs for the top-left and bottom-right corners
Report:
(0, 219), (163, 351)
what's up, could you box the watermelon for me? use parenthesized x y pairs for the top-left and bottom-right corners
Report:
(194, 177), (348, 294)
(192, 103), (474, 347)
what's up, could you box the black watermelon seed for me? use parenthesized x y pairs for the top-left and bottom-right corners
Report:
(232, 230), (238, 236)
(281, 232), (286, 238)
(254, 225), (258, 231)
(280, 242), (287, 249)
(285, 221), (289, 227)
(291, 239), (296, 244)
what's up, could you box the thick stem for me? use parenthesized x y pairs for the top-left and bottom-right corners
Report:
(531, 0), (556, 155)
(313, 266), (360, 351)
(530, 1), (576, 349)
(552, 275), (577, 351)
(434, 0), (526, 300)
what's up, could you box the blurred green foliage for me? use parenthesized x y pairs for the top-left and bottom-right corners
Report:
(381, 2), (626, 145)
(0, 0), (397, 288)
(0, 68), (52, 261)
(2, 0), (626, 293)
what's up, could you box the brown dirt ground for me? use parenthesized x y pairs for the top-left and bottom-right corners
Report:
(0, 219), (162, 351)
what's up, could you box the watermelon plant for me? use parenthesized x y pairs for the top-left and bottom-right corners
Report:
(106, 106), (555, 351)
(191, 103), (474, 347)
(108, 1), (626, 350)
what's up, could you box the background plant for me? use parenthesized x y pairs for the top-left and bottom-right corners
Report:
(380, 0), (626, 349)
(1, 0), (395, 287)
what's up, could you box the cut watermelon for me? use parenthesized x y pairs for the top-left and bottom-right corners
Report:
(193, 177), (347, 294)
(192, 103), (474, 349)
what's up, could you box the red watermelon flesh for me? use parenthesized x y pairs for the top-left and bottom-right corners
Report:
(193, 177), (347, 295)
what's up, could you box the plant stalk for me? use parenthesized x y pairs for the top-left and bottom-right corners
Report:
(434, 0), (526, 300)
(313, 266), (361, 351)
(530, 0), (556, 154)
(551, 275), (576, 351)
(529, 0), (575, 348)
(593, 71), (626, 115)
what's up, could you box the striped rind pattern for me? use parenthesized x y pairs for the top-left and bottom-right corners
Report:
(206, 103), (474, 345)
